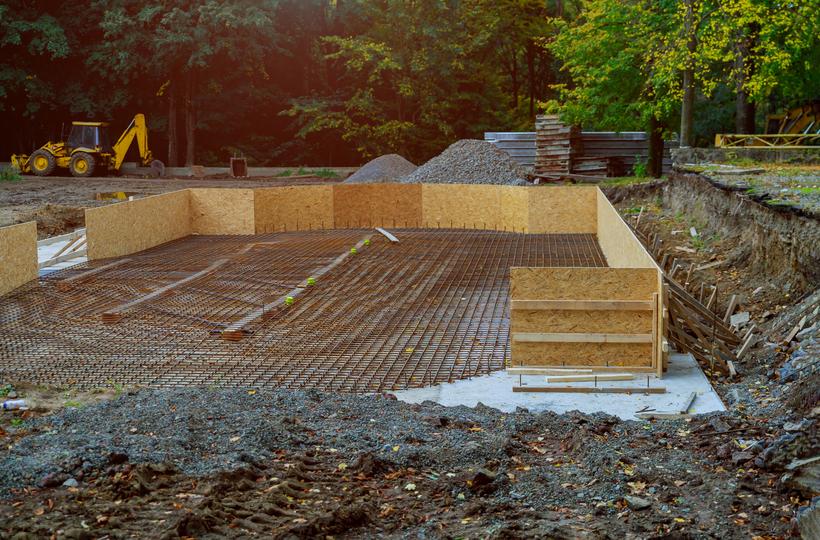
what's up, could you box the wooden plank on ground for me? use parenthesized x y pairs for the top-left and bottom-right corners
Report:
(507, 368), (593, 376)
(57, 258), (132, 290)
(102, 258), (229, 323)
(546, 374), (635, 383)
(513, 386), (666, 394)
(375, 227), (399, 243)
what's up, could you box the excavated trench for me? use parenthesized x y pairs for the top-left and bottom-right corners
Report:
(606, 172), (820, 293)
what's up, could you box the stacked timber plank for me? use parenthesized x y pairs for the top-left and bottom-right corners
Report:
(535, 115), (580, 175)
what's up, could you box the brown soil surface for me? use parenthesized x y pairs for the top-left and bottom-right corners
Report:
(0, 175), (343, 236)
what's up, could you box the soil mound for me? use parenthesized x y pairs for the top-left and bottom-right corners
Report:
(20, 204), (85, 238)
(344, 154), (417, 184)
(401, 140), (530, 185)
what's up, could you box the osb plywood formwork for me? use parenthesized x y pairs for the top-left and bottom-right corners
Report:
(421, 184), (503, 230)
(85, 190), (191, 259)
(333, 184), (423, 229)
(510, 267), (661, 371)
(190, 188), (255, 235)
(527, 186), (597, 233)
(0, 221), (38, 296)
(254, 185), (334, 233)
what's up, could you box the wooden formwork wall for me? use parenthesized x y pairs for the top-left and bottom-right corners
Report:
(527, 186), (597, 233)
(510, 267), (661, 371)
(0, 221), (38, 296)
(190, 188), (255, 235)
(333, 184), (422, 229)
(254, 186), (334, 233)
(86, 190), (191, 260)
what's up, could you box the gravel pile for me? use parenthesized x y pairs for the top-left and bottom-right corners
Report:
(402, 139), (530, 185)
(344, 154), (417, 184)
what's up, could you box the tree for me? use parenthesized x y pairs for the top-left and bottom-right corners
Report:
(92, 0), (279, 165)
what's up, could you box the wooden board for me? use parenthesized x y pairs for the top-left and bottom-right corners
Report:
(513, 386), (665, 394)
(190, 188), (255, 234)
(86, 190), (191, 260)
(254, 186), (334, 233)
(596, 189), (656, 268)
(500, 186), (528, 232)
(0, 221), (38, 296)
(333, 184), (422, 229)
(527, 186), (597, 233)
(421, 184), (502, 230)
(510, 267), (659, 300)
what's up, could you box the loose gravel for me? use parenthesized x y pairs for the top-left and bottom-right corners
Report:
(401, 139), (530, 185)
(344, 154), (417, 184)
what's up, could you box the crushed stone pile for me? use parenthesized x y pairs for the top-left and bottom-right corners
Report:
(401, 139), (530, 185)
(344, 154), (417, 184)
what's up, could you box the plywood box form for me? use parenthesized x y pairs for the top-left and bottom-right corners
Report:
(500, 186), (528, 232)
(86, 190), (191, 260)
(510, 267), (661, 371)
(190, 188), (255, 235)
(527, 186), (597, 234)
(254, 186), (334, 233)
(0, 221), (38, 296)
(595, 189), (656, 268)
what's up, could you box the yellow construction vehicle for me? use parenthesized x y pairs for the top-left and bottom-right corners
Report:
(11, 113), (164, 177)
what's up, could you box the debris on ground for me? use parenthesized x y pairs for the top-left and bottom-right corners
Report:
(402, 139), (531, 185)
(19, 204), (85, 238)
(344, 154), (417, 183)
(0, 388), (808, 538)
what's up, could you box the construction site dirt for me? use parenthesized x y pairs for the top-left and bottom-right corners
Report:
(1, 229), (606, 390)
(0, 174), (346, 236)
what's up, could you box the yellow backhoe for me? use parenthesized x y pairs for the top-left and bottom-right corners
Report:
(11, 113), (164, 177)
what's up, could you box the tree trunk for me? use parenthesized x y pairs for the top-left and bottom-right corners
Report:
(679, 0), (696, 147)
(167, 82), (178, 167)
(184, 72), (196, 167)
(555, 0), (563, 18)
(526, 40), (536, 119)
(734, 25), (757, 134)
(647, 115), (664, 178)
(511, 47), (519, 109)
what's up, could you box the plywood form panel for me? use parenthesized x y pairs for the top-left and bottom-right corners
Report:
(512, 342), (653, 367)
(254, 186), (334, 233)
(510, 267), (659, 300)
(500, 186), (528, 232)
(190, 188), (255, 235)
(421, 184), (503, 230)
(512, 309), (653, 334)
(596, 189), (656, 268)
(527, 186), (597, 234)
(86, 190), (191, 260)
(368, 184), (422, 228)
(0, 221), (38, 296)
(333, 184), (373, 228)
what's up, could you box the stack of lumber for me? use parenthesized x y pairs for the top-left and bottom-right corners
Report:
(535, 115), (580, 175)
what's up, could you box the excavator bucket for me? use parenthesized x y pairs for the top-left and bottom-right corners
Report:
(10, 154), (30, 173)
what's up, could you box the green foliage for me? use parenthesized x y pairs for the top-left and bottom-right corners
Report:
(0, 166), (22, 182)
(632, 157), (648, 178)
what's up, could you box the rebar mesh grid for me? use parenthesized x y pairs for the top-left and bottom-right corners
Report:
(0, 229), (607, 391)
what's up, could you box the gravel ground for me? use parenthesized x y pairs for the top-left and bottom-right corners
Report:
(0, 387), (815, 538)
(343, 154), (417, 184)
(402, 140), (530, 185)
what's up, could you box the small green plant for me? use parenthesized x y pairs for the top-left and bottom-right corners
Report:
(0, 384), (13, 397)
(296, 167), (339, 178)
(64, 400), (82, 408)
(10, 418), (24, 428)
(0, 167), (22, 182)
(275, 169), (293, 177)
(691, 236), (705, 251)
(632, 156), (648, 178)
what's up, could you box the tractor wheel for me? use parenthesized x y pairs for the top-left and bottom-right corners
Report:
(69, 152), (96, 178)
(30, 150), (56, 176)
(149, 159), (166, 178)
